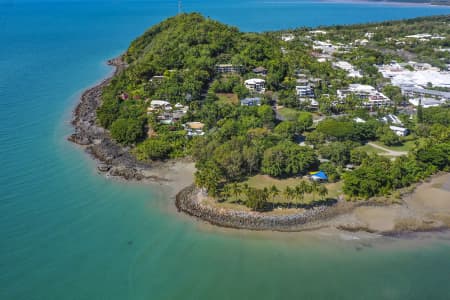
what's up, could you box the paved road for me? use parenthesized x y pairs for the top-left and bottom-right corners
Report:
(368, 142), (408, 157)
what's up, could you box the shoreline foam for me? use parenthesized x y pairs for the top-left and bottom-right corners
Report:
(68, 57), (195, 185)
(176, 174), (450, 234)
(69, 57), (450, 235)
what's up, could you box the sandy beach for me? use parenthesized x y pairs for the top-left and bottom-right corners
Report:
(330, 173), (450, 234)
(68, 57), (449, 236)
(177, 173), (450, 234)
(69, 57), (196, 189)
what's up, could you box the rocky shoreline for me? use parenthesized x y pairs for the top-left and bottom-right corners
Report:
(68, 57), (174, 182)
(176, 185), (374, 232)
(176, 178), (450, 234)
(69, 58), (450, 235)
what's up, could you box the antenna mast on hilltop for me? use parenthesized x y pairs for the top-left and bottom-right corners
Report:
(178, 0), (183, 14)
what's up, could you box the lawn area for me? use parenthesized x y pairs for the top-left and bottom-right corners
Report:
(277, 107), (300, 121)
(357, 144), (387, 154)
(216, 93), (238, 105)
(372, 140), (416, 152)
(225, 174), (344, 205)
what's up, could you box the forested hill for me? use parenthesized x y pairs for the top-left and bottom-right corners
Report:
(123, 13), (241, 72)
(95, 13), (449, 203)
(97, 13), (286, 129)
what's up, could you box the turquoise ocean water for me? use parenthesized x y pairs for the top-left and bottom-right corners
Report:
(1, 1), (450, 299)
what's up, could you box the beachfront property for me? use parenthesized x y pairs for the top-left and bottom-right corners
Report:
(244, 78), (266, 93)
(215, 64), (242, 74)
(389, 125), (409, 137)
(337, 84), (391, 108)
(184, 122), (205, 137)
(240, 97), (261, 107)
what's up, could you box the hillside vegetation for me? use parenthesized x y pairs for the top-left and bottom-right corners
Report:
(96, 13), (449, 209)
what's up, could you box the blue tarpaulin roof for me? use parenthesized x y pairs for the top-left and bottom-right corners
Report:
(311, 171), (328, 180)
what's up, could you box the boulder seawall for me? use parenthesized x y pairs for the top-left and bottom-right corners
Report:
(68, 57), (170, 182)
(175, 185), (357, 231)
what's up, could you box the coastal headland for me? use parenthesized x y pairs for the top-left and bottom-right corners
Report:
(69, 66), (450, 234)
(69, 58), (195, 185)
(68, 14), (450, 235)
(176, 174), (450, 234)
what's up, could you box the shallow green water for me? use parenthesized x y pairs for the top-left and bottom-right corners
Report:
(1, 1), (450, 299)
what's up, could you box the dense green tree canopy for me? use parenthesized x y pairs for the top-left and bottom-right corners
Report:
(94, 13), (450, 203)
(261, 141), (318, 178)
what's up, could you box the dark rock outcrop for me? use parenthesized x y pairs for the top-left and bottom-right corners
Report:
(175, 185), (357, 231)
(69, 57), (163, 181)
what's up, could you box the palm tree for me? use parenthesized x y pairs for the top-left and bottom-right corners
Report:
(293, 185), (303, 208)
(241, 183), (250, 203)
(229, 182), (242, 202)
(318, 185), (328, 201)
(220, 185), (232, 202)
(310, 180), (320, 202)
(260, 188), (270, 211)
(297, 180), (310, 205)
(269, 185), (280, 209)
(283, 186), (295, 208)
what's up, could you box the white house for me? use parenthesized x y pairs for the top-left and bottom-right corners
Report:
(281, 34), (295, 42)
(299, 98), (319, 109)
(354, 117), (366, 123)
(333, 61), (362, 78)
(150, 100), (170, 109)
(310, 30), (327, 35)
(296, 85), (314, 98)
(184, 122), (205, 137)
(390, 126), (409, 137)
(382, 114), (403, 125)
(337, 84), (391, 108)
(244, 78), (266, 93)
(313, 41), (337, 54)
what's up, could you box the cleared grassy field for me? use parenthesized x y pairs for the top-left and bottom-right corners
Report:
(372, 140), (416, 152)
(223, 174), (343, 205)
(216, 93), (238, 105)
(277, 107), (300, 120)
(357, 144), (387, 154)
